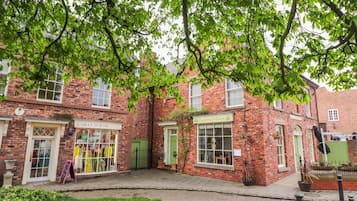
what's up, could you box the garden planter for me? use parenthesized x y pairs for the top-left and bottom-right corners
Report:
(298, 181), (312, 192)
(311, 166), (334, 171)
(171, 164), (177, 171)
(157, 160), (165, 169)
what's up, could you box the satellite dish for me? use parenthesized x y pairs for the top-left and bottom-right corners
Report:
(15, 107), (25, 116)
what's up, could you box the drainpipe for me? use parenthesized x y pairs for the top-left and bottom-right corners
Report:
(313, 87), (320, 129)
(148, 87), (154, 168)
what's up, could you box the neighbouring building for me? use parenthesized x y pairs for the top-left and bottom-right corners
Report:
(152, 70), (319, 185)
(316, 87), (357, 135)
(0, 61), (150, 185)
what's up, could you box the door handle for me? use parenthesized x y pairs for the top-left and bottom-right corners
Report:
(29, 154), (32, 162)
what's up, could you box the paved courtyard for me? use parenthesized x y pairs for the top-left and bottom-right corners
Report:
(26, 169), (357, 201)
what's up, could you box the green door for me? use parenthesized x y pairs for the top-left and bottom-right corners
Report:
(131, 140), (148, 169)
(293, 127), (304, 172)
(169, 135), (177, 164)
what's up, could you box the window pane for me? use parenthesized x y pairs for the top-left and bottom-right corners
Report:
(197, 123), (232, 166)
(191, 84), (201, 95)
(223, 137), (232, 150)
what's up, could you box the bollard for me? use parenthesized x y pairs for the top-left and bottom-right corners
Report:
(337, 173), (344, 201)
(295, 192), (304, 201)
(348, 195), (355, 201)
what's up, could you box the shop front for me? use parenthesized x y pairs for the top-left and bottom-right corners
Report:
(73, 119), (122, 175)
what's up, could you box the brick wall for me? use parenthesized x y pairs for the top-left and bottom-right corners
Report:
(348, 140), (357, 163)
(312, 178), (357, 190)
(0, 77), (149, 185)
(153, 73), (319, 185)
(317, 88), (357, 134)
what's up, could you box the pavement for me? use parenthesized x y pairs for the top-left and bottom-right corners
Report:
(25, 169), (357, 201)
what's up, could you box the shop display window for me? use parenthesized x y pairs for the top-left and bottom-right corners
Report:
(73, 129), (117, 174)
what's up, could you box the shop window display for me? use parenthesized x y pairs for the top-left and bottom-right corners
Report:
(73, 129), (117, 174)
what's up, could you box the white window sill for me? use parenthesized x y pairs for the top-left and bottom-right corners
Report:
(278, 166), (289, 173)
(195, 163), (234, 171)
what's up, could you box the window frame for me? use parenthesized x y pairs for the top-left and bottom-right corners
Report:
(225, 79), (244, 108)
(36, 68), (64, 103)
(276, 125), (286, 168)
(328, 109), (339, 121)
(196, 123), (233, 167)
(273, 100), (283, 110)
(0, 60), (11, 96)
(189, 82), (202, 110)
(92, 78), (112, 109)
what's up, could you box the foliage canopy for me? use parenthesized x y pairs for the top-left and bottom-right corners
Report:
(0, 0), (356, 108)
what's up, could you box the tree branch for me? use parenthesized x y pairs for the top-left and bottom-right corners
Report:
(181, 0), (206, 79)
(279, 0), (298, 88)
(40, 0), (68, 69)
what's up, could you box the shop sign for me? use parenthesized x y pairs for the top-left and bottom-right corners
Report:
(74, 119), (122, 130)
(193, 113), (233, 124)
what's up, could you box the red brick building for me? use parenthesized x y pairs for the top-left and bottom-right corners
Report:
(1, 59), (319, 186)
(316, 87), (357, 134)
(152, 72), (319, 185)
(0, 62), (150, 185)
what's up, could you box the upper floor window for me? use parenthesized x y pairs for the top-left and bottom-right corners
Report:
(92, 78), (111, 108)
(0, 60), (11, 96)
(225, 79), (243, 107)
(328, 109), (339, 121)
(273, 100), (282, 110)
(37, 68), (64, 103)
(305, 102), (311, 117)
(305, 89), (311, 117)
(276, 125), (286, 168)
(189, 83), (201, 110)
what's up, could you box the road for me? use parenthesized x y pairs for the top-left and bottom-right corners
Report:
(67, 189), (290, 201)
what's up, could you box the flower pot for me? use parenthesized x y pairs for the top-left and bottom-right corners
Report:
(298, 181), (312, 192)
(4, 159), (16, 170)
(157, 160), (165, 169)
(171, 164), (177, 171)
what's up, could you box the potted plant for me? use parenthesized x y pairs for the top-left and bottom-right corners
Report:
(338, 163), (357, 171)
(157, 152), (165, 169)
(298, 164), (319, 192)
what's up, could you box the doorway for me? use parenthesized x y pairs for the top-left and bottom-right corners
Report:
(293, 126), (304, 172)
(164, 127), (178, 165)
(23, 124), (63, 184)
(130, 140), (148, 169)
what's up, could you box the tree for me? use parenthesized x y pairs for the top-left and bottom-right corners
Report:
(0, 0), (356, 108)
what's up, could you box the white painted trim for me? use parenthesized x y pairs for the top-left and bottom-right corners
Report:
(91, 78), (112, 109)
(0, 59), (11, 96)
(158, 121), (177, 126)
(290, 114), (303, 121)
(163, 127), (178, 164)
(25, 119), (69, 124)
(225, 79), (244, 108)
(22, 123), (65, 184)
(292, 126), (304, 172)
(74, 119), (122, 130)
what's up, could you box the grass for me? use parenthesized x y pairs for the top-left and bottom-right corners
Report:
(0, 187), (160, 201)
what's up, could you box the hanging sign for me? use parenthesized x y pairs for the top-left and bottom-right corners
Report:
(59, 160), (76, 184)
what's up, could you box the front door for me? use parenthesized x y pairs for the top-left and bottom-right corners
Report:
(23, 125), (62, 184)
(293, 126), (304, 172)
(165, 128), (178, 165)
(28, 139), (52, 182)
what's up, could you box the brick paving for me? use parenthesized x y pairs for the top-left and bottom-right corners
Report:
(26, 169), (357, 201)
